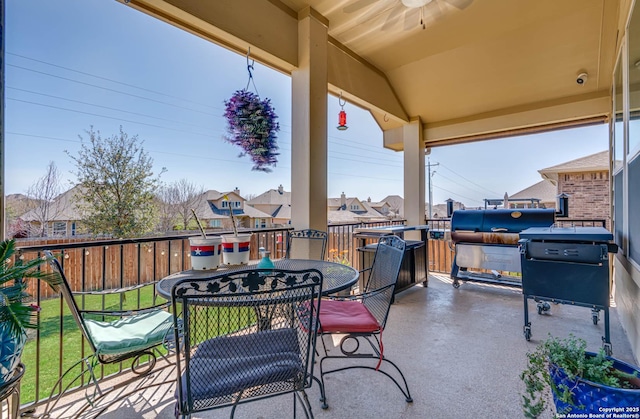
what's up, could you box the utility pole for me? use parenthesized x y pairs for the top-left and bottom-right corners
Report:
(427, 158), (439, 219)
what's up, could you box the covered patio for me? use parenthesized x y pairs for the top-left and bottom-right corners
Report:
(93, 0), (640, 361)
(1, 0), (639, 416)
(39, 273), (636, 418)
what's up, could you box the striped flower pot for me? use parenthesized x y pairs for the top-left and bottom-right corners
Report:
(189, 236), (222, 270)
(221, 233), (253, 265)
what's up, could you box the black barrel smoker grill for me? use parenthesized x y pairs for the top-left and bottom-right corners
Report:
(519, 226), (618, 354)
(450, 208), (559, 288)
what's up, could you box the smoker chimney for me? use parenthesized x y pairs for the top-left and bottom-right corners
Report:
(278, 184), (284, 194)
(446, 198), (454, 218)
(556, 193), (569, 218)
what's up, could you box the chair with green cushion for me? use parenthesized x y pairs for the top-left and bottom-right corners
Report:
(42, 251), (174, 418)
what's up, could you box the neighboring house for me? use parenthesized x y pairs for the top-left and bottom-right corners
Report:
(327, 192), (389, 224)
(508, 180), (558, 209)
(193, 188), (273, 230)
(379, 195), (404, 218)
(365, 198), (392, 217)
(19, 185), (86, 237)
(430, 201), (465, 219)
(246, 185), (291, 225)
(327, 192), (367, 214)
(538, 151), (610, 226)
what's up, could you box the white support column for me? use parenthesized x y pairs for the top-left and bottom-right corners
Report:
(291, 8), (328, 237)
(403, 118), (425, 241)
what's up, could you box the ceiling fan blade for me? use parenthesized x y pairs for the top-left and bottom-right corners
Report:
(423, 0), (447, 23)
(381, 4), (405, 31)
(402, 8), (421, 31)
(441, 0), (474, 10)
(343, 0), (380, 14)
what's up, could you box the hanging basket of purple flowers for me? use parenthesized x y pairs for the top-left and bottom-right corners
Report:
(223, 89), (280, 172)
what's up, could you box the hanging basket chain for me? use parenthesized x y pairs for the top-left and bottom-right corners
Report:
(246, 48), (259, 96)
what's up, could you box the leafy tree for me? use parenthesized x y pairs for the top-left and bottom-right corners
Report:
(67, 127), (165, 238)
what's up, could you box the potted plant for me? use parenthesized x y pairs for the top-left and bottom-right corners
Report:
(223, 89), (279, 172)
(0, 239), (60, 385)
(520, 334), (640, 418)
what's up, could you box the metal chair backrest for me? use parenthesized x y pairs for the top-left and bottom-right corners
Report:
(361, 235), (405, 329)
(45, 251), (98, 354)
(171, 267), (323, 417)
(285, 229), (327, 260)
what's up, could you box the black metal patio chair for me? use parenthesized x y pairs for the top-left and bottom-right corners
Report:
(316, 235), (412, 409)
(42, 251), (174, 418)
(171, 268), (323, 418)
(285, 229), (328, 260)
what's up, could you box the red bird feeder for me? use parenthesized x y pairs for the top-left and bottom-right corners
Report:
(337, 93), (349, 131)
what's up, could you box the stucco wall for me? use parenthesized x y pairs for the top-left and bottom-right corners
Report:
(557, 171), (610, 227)
(614, 257), (640, 364)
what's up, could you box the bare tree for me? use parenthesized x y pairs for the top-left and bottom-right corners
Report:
(156, 179), (204, 232)
(174, 179), (204, 230)
(25, 162), (65, 237)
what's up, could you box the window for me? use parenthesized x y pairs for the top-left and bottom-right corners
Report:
(209, 220), (221, 228)
(221, 201), (228, 208)
(52, 222), (66, 236)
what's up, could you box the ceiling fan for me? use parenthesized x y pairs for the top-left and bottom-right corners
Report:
(344, 0), (472, 31)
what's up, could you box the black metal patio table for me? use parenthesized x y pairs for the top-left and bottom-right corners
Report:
(156, 259), (359, 299)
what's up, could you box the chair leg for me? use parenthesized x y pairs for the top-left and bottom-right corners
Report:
(295, 390), (314, 419)
(318, 335), (413, 407)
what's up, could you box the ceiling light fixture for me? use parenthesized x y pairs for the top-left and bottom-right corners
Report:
(401, 0), (431, 7)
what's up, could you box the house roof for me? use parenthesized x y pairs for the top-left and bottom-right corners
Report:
(272, 205), (291, 219)
(510, 180), (557, 203)
(239, 205), (273, 219)
(20, 185), (85, 222)
(380, 195), (404, 217)
(247, 187), (291, 206)
(538, 151), (609, 183)
(328, 196), (361, 209)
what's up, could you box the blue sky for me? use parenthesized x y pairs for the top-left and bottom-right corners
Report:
(5, 0), (608, 208)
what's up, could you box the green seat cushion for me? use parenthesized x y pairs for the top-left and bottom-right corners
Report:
(84, 310), (173, 356)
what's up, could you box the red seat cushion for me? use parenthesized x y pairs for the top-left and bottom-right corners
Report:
(319, 300), (380, 333)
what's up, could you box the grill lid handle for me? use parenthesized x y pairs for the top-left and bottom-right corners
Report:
(490, 227), (508, 232)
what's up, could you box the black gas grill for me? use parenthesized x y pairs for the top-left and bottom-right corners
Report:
(519, 226), (618, 354)
(450, 209), (556, 287)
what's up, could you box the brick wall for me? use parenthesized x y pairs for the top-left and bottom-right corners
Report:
(557, 171), (610, 228)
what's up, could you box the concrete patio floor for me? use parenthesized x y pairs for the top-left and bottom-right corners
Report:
(41, 273), (637, 419)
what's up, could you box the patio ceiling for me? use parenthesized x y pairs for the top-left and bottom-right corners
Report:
(124, 0), (622, 149)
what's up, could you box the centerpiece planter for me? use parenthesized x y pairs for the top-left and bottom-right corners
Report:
(221, 233), (253, 265)
(189, 236), (222, 270)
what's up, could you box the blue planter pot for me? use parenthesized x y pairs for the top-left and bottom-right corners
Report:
(550, 351), (640, 414)
(0, 323), (26, 386)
